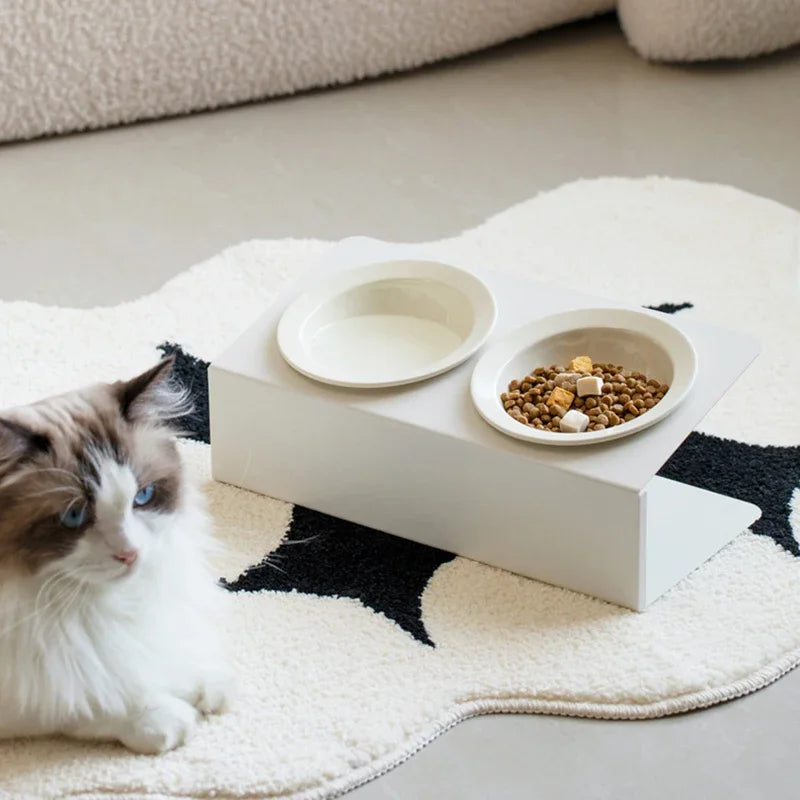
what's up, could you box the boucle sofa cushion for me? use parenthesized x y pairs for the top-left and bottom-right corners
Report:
(0, 0), (797, 143)
(0, 0), (612, 142)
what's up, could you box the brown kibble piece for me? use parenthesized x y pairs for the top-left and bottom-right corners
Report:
(619, 393), (631, 404)
(644, 399), (655, 408)
(523, 403), (537, 417)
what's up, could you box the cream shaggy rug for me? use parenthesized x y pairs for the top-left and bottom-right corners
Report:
(0, 177), (799, 799)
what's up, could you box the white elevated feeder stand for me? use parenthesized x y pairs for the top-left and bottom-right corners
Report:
(209, 238), (761, 610)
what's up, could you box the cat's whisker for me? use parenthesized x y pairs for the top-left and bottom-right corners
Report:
(1, 573), (76, 639)
(253, 556), (288, 575)
(281, 534), (320, 546)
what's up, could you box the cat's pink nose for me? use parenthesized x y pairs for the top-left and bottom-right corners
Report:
(112, 549), (138, 566)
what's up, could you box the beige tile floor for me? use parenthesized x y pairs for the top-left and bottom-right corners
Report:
(1, 13), (799, 799)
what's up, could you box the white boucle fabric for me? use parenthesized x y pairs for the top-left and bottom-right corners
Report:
(619, 0), (800, 61)
(0, 177), (799, 799)
(0, 0), (611, 142)
(2, 0), (798, 143)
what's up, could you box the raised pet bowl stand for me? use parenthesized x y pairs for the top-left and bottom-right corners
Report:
(209, 238), (761, 610)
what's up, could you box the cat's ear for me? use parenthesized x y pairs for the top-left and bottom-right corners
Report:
(115, 357), (191, 425)
(0, 418), (49, 463)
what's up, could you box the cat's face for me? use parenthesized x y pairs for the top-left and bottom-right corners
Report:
(0, 358), (188, 584)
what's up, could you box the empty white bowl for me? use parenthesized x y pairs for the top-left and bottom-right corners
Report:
(277, 259), (496, 388)
(470, 307), (698, 446)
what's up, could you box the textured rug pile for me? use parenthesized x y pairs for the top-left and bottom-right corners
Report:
(0, 177), (798, 800)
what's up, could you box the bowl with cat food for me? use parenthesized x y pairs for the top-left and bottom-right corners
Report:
(470, 307), (697, 446)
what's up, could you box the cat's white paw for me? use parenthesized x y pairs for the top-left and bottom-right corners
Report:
(122, 695), (199, 754)
(193, 671), (235, 715)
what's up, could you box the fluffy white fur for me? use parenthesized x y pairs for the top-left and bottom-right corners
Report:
(0, 456), (231, 754)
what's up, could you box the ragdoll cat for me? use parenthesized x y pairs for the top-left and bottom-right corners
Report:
(0, 357), (231, 753)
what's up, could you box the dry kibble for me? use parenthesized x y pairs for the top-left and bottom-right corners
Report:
(501, 357), (669, 433)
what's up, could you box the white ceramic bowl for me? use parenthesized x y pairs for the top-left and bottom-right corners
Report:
(470, 307), (698, 446)
(277, 259), (497, 388)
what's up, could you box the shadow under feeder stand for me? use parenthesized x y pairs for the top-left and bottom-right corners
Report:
(209, 237), (761, 611)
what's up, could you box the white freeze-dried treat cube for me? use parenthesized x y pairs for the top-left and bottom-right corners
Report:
(576, 375), (603, 397)
(559, 409), (590, 433)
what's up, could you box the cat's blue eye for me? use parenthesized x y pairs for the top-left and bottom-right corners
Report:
(60, 505), (87, 529)
(133, 484), (155, 508)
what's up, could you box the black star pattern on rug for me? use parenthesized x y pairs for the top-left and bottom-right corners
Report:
(645, 301), (694, 314)
(157, 342), (455, 645)
(158, 296), (799, 645)
(658, 434), (800, 557)
(222, 506), (454, 645)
